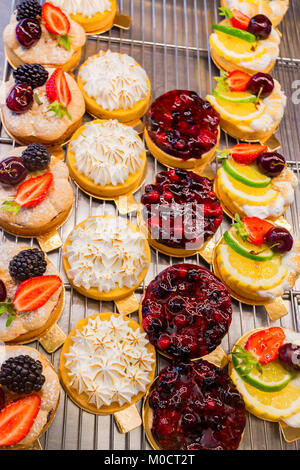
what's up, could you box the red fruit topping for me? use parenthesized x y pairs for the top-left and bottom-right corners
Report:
(242, 217), (274, 246)
(13, 275), (62, 312)
(230, 9), (251, 30)
(149, 361), (246, 450)
(142, 264), (232, 360)
(141, 169), (223, 250)
(245, 327), (286, 365)
(42, 2), (70, 36)
(15, 18), (42, 48)
(146, 90), (220, 160)
(227, 70), (251, 92)
(46, 68), (71, 107)
(6, 83), (33, 114)
(0, 389), (4, 411)
(230, 143), (268, 164)
(0, 394), (41, 447)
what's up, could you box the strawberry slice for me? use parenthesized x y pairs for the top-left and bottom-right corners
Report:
(242, 217), (274, 246)
(13, 275), (62, 312)
(42, 2), (70, 36)
(230, 143), (268, 164)
(0, 394), (41, 447)
(245, 327), (286, 364)
(227, 70), (251, 92)
(46, 68), (71, 107)
(230, 9), (251, 30)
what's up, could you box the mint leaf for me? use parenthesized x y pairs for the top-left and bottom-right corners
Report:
(47, 101), (72, 121)
(216, 148), (231, 160)
(6, 313), (15, 327)
(233, 213), (249, 241)
(214, 71), (229, 93)
(57, 34), (71, 51)
(232, 345), (262, 375)
(1, 200), (21, 215)
(33, 93), (42, 106)
(219, 6), (234, 19)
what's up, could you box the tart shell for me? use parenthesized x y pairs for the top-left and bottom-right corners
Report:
(71, 0), (117, 33)
(220, 0), (289, 27)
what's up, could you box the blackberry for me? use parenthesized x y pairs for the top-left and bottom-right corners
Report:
(0, 355), (45, 394)
(16, 0), (42, 21)
(22, 143), (51, 172)
(9, 248), (47, 282)
(13, 63), (49, 89)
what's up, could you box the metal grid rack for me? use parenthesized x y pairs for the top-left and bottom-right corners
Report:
(1, 0), (300, 450)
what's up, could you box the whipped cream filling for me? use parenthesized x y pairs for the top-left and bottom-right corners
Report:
(70, 120), (144, 186)
(66, 216), (149, 292)
(79, 50), (149, 111)
(64, 315), (154, 408)
(225, 0), (288, 18)
(250, 80), (286, 132)
(52, 0), (112, 17)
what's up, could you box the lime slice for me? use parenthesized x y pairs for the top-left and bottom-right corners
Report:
(222, 159), (271, 188)
(212, 89), (257, 103)
(213, 24), (257, 43)
(224, 230), (274, 262)
(232, 354), (293, 392)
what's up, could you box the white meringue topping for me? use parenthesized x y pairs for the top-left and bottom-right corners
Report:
(52, 0), (112, 17)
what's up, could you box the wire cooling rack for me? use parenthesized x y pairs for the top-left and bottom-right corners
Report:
(1, 0), (300, 450)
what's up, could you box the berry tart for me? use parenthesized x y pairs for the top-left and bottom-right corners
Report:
(67, 119), (146, 199)
(60, 312), (155, 415)
(139, 169), (223, 257)
(213, 215), (300, 305)
(0, 345), (60, 449)
(144, 90), (220, 170)
(143, 360), (246, 450)
(51, 0), (118, 34)
(210, 8), (281, 74)
(0, 145), (73, 241)
(2, 64), (85, 147)
(214, 144), (297, 220)
(3, 1), (86, 72)
(221, 1), (289, 27)
(63, 215), (150, 302)
(140, 264), (232, 360)
(230, 327), (300, 438)
(0, 243), (64, 344)
(77, 50), (151, 126)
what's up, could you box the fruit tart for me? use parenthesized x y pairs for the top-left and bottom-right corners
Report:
(77, 50), (151, 126)
(51, 0), (118, 34)
(63, 215), (150, 302)
(0, 243), (64, 344)
(230, 327), (300, 436)
(206, 71), (286, 142)
(144, 360), (246, 450)
(140, 169), (223, 257)
(213, 215), (300, 305)
(2, 64), (85, 146)
(60, 312), (155, 415)
(221, 1), (289, 27)
(210, 8), (281, 74)
(0, 344), (60, 449)
(140, 264), (232, 360)
(215, 144), (297, 220)
(144, 90), (220, 169)
(3, 1), (86, 72)
(67, 119), (146, 199)
(0, 144), (73, 240)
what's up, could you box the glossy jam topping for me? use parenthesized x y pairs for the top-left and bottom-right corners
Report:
(146, 90), (220, 161)
(149, 361), (246, 450)
(141, 169), (223, 250)
(142, 264), (232, 360)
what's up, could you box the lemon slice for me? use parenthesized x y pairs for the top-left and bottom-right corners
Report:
(210, 30), (266, 62)
(223, 158), (271, 188)
(224, 229), (274, 262)
(207, 93), (266, 123)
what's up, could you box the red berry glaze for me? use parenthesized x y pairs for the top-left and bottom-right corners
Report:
(149, 361), (246, 450)
(141, 169), (223, 250)
(146, 90), (220, 161)
(142, 264), (232, 360)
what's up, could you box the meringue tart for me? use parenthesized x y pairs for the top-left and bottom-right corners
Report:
(59, 312), (156, 414)
(63, 215), (151, 301)
(221, 0), (289, 27)
(67, 119), (146, 199)
(0, 345), (60, 450)
(51, 0), (118, 33)
(77, 50), (151, 125)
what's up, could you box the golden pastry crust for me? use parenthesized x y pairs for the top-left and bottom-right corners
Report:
(0, 151), (74, 238)
(0, 345), (60, 450)
(3, 11), (86, 72)
(221, 0), (289, 27)
(0, 243), (64, 343)
(2, 72), (85, 146)
(69, 0), (117, 33)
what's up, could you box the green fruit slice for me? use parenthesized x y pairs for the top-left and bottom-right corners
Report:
(213, 24), (257, 43)
(222, 159), (271, 188)
(212, 89), (257, 103)
(224, 230), (274, 261)
(232, 354), (293, 392)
